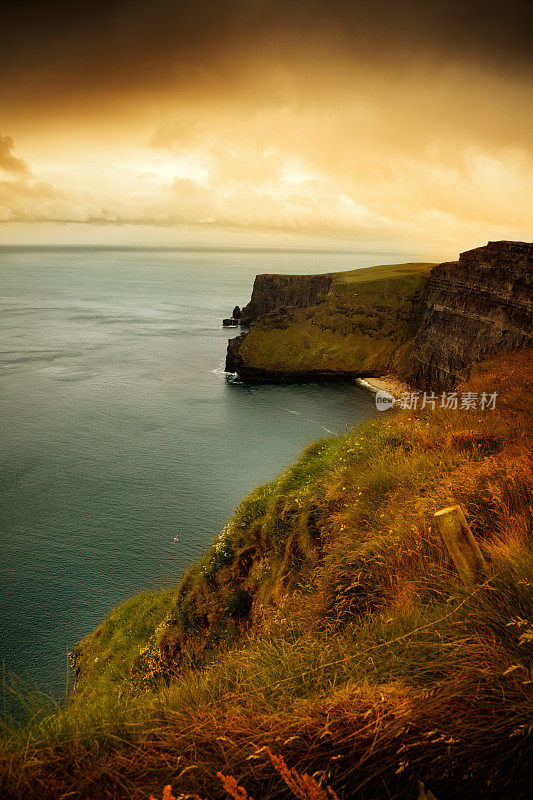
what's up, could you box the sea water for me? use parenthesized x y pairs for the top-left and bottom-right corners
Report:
(0, 246), (395, 699)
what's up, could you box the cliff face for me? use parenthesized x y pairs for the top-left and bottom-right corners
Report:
(61, 249), (533, 796)
(405, 241), (533, 388)
(226, 243), (532, 388)
(226, 262), (433, 380)
(240, 273), (333, 323)
(226, 331), (248, 374)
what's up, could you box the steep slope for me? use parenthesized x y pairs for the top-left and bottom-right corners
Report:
(226, 262), (433, 380)
(240, 273), (334, 323)
(2, 244), (533, 800)
(226, 242), (532, 386)
(405, 240), (533, 387)
(5, 348), (532, 800)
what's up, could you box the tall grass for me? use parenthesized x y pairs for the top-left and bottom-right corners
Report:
(1, 348), (531, 799)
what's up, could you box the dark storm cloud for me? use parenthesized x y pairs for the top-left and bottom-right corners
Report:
(1, 0), (532, 110)
(0, 135), (31, 175)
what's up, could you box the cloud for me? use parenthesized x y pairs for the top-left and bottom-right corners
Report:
(1, 121), (532, 251)
(144, 99), (533, 238)
(2, 1), (532, 117)
(0, 179), (80, 222)
(0, 134), (31, 176)
(1, 0), (531, 254)
(0, 137), (101, 223)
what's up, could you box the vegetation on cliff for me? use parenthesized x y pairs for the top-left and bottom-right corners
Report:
(227, 242), (532, 385)
(227, 262), (434, 379)
(1, 346), (532, 799)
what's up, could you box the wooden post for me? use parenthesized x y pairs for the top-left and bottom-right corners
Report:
(433, 504), (488, 584)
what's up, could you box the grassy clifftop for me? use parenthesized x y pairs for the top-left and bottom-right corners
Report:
(228, 262), (434, 379)
(228, 241), (532, 385)
(332, 261), (434, 290)
(2, 347), (532, 799)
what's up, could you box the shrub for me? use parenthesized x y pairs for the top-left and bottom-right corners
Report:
(226, 589), (252, 619)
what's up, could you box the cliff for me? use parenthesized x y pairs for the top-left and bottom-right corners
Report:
(405, 240), (533, 388)
(226, 262), (433, 380)
(226, 242), (533, 389)
(240, 273), (334, 323)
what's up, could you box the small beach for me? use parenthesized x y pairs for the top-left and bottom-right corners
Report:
(357, 374), (413, 400)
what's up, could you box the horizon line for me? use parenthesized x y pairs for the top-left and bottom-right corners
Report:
(0, 244), (410, 255)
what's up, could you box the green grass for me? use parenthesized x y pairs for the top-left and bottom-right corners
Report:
(236, 262), (436, 375)
(1, 348), (532, 799)
(69, 588), (179, 702)
(332, 261), (434, 291)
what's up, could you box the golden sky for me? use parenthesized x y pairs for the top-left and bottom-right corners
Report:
(1, 0), (532, 255)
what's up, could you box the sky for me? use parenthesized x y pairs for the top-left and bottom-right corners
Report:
(1, 0), (532, 256)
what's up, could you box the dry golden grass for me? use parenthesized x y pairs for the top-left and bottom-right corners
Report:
(150, 747), (342, 800)
(1, 348), (531, 799)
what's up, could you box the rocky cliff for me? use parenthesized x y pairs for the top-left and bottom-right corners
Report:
(240, 273), (334, 323)
(405, 241), (533, 388)
(226, 242), (532, 388)
(225, 262), (433, 380)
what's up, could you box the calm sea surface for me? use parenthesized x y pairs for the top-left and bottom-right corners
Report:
(0, 247), (392, 700)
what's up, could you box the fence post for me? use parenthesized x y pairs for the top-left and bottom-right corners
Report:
(433, 504), (488, 584)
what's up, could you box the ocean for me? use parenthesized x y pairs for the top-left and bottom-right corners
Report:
(0, 246), (391, 700)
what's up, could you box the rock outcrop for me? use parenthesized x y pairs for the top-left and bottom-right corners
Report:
(225, 262), (432, 380)
(226, 332), (248, 372)
(240, 273), (333, 323)
(405, 241), (533, 388)
(225, 242), (532, 389)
